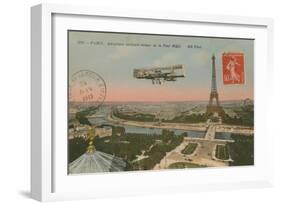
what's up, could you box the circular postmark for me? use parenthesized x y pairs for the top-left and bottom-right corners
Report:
(70, 70), (106, 109)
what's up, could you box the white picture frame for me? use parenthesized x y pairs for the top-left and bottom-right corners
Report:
(31, 3), (274, 202)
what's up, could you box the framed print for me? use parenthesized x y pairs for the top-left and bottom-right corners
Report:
(31, 3), (274, 201)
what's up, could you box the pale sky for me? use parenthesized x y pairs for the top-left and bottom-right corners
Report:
(69, 31), (254, 102)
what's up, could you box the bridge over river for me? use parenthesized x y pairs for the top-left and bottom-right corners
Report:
(106, 113), (253, 168)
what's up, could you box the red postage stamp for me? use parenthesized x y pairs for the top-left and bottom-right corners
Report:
(222, 52), (245, 84)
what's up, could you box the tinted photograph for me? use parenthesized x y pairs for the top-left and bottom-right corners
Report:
(68, 31), (254, 174)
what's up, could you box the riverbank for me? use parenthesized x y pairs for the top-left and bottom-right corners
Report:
(107, 113), (254, 135)
(107, 113), (207, 131)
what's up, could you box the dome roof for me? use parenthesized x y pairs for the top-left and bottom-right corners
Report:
(69, 151), (126, 174)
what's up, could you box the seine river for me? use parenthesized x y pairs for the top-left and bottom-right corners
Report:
(88, 116), (232, 140)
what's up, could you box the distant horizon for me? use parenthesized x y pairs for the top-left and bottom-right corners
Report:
(70, 98), (253, 104)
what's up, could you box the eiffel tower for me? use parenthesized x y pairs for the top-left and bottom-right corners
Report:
(205, 55), (225, 117)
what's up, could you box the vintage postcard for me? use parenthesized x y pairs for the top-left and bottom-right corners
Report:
(68, 31), (254, 174)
